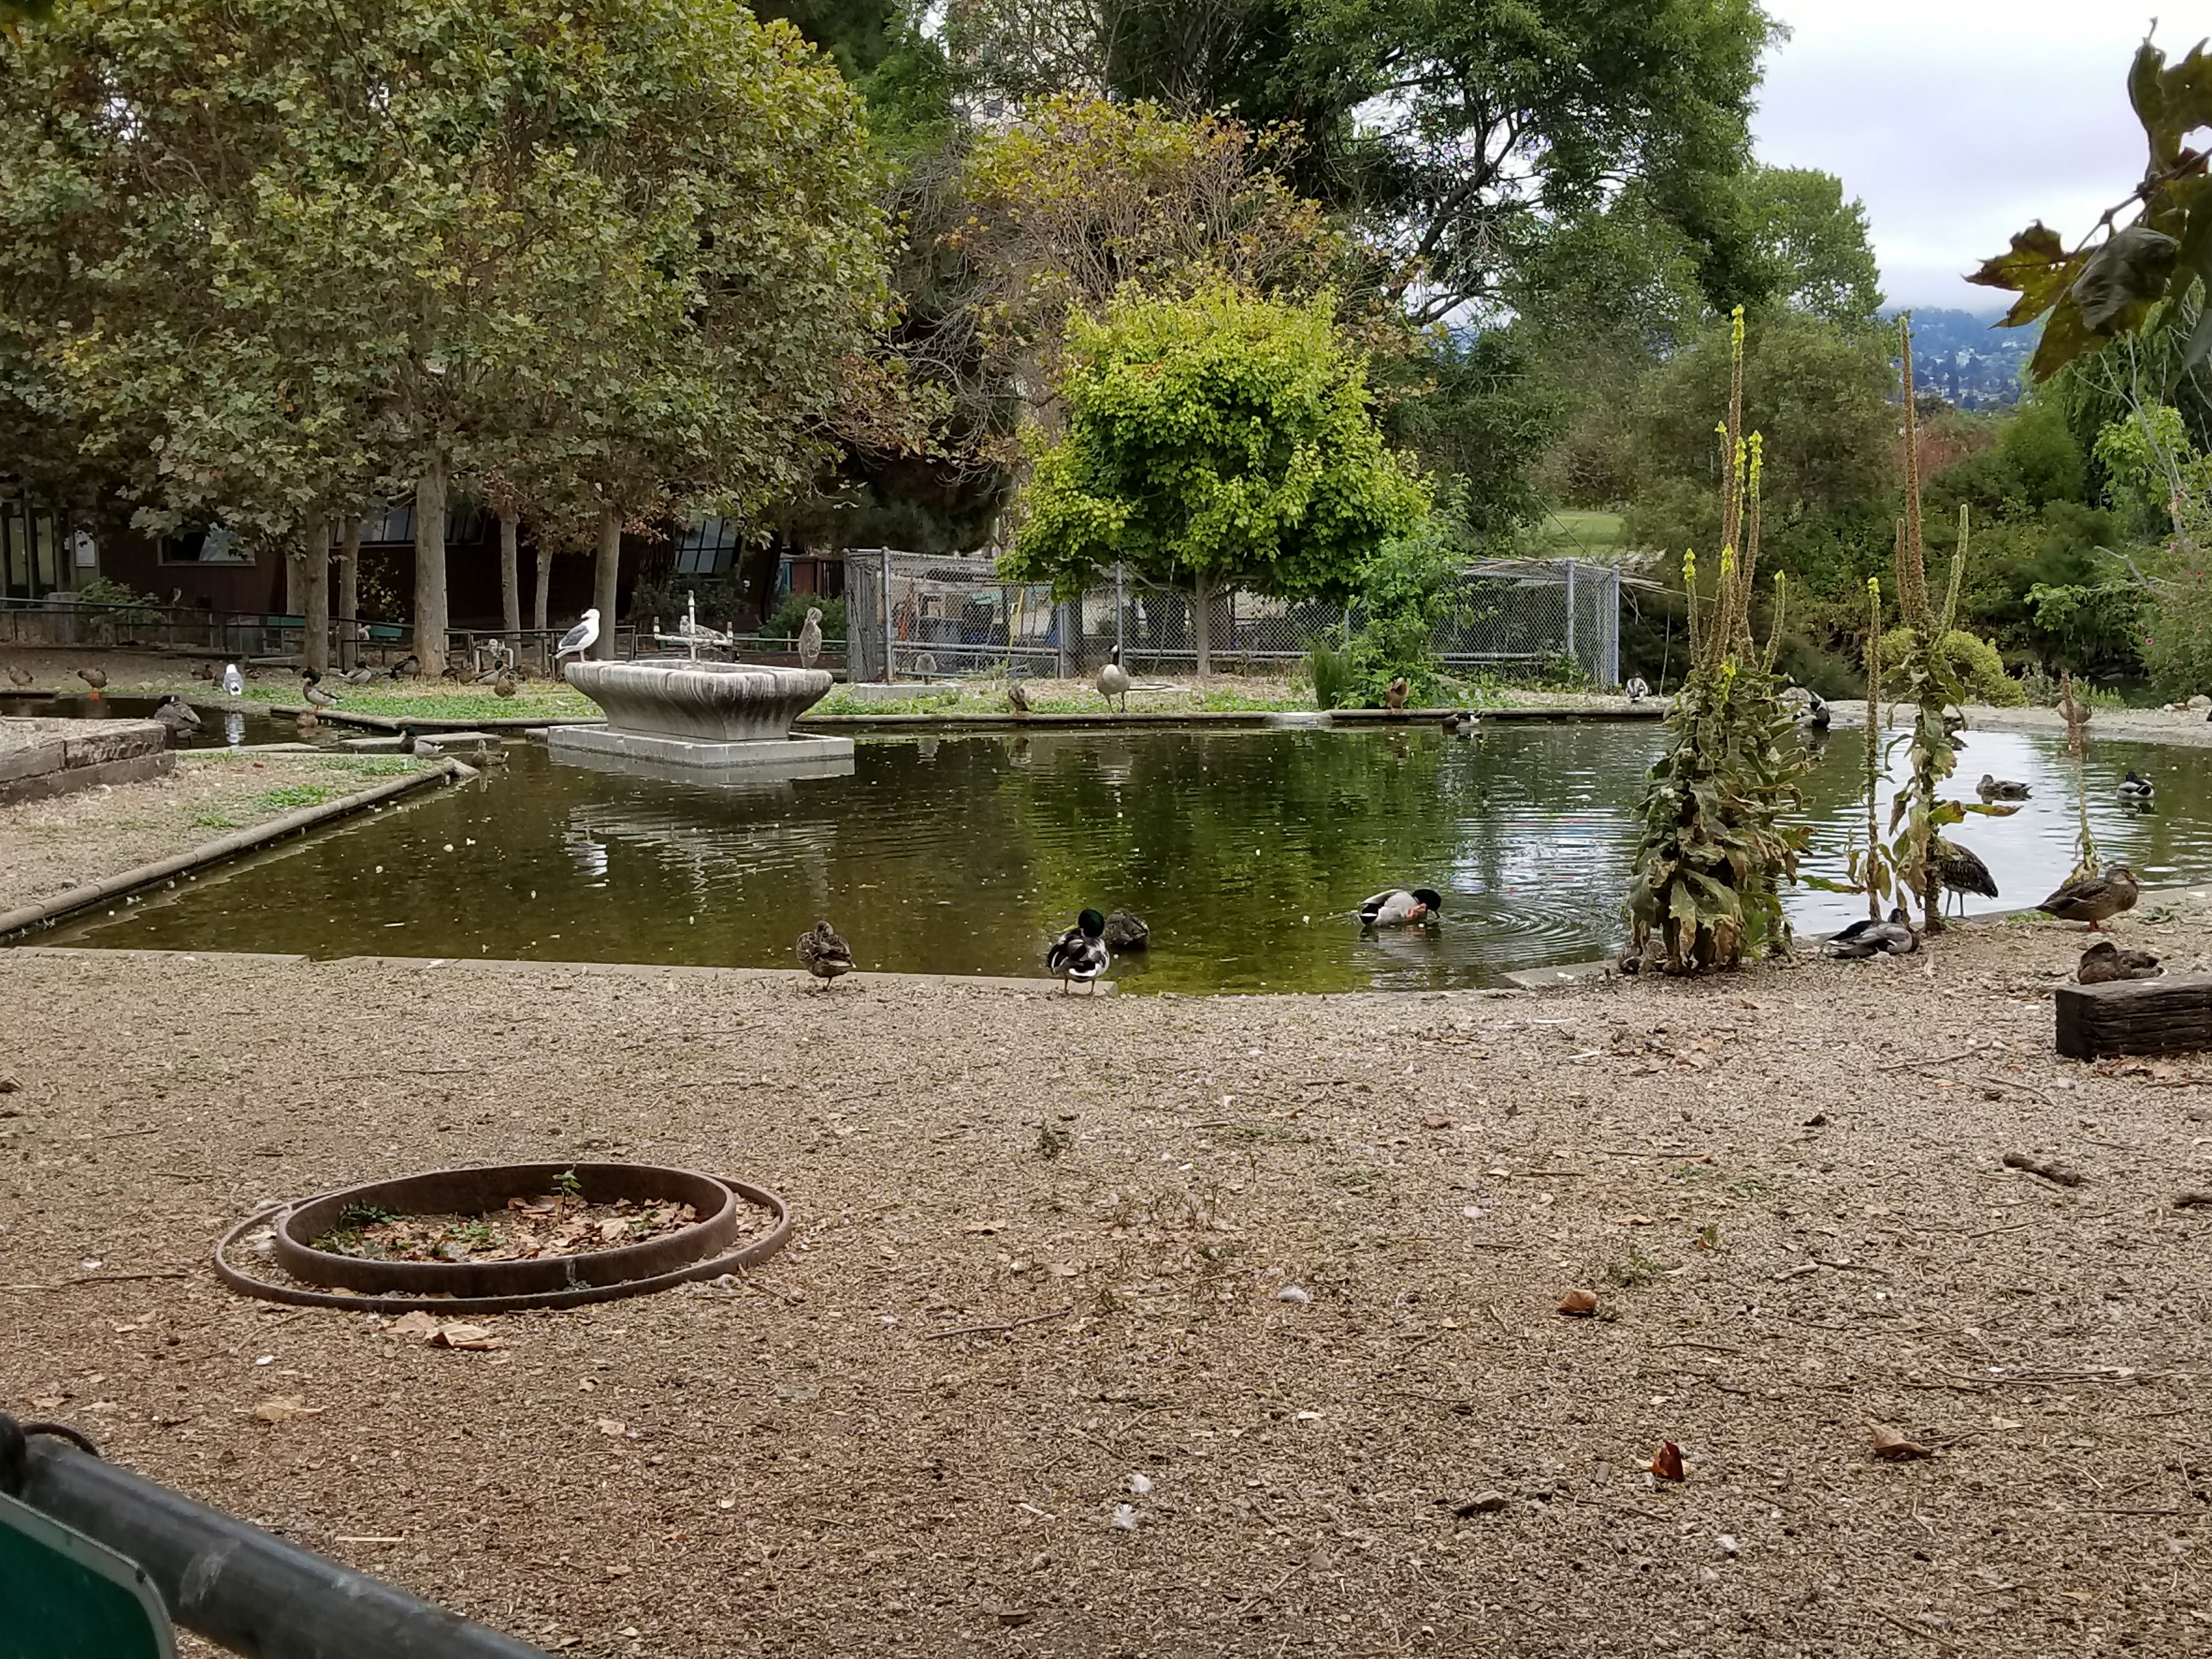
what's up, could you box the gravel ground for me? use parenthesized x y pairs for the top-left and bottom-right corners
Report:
(0, 750), (439, 916)
(1827, 701), (2212, 750)
(3, 910), (2209, 1657)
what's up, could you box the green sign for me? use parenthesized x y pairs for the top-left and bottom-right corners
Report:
(0, 1489), (174, 1659)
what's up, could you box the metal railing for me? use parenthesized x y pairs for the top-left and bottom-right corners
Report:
(842, 550), (1621, 685)
(1, 1413), (550, 1657)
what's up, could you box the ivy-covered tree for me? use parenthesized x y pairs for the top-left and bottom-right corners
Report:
(1001, 284), (1428, 673)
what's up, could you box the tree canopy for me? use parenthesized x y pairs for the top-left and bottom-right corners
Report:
(1002, 284), (1428, 671)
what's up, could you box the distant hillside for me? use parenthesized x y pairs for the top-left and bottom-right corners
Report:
(1886, 307), (2039, 408)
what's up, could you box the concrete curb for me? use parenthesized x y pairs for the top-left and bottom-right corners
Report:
(797, 704), (1664, 731)
(0, 759), (465, 942)
(262, 704), (597, 732)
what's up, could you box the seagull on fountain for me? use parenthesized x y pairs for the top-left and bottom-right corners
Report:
(554, 608), (601, 679)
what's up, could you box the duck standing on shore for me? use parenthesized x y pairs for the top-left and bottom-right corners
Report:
(76, 666), (106, 696)
(2037, 865), (2138, 931)
(300, 668), (338, 710)
(1048, 909), (1111, 994)
(796, 919), (853, 991)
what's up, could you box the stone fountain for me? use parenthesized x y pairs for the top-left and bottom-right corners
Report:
(547, 658), (852, 776)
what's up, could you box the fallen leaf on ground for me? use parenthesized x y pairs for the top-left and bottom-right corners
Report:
(252, 1395), (325, 1425)
(1869, 1422), (1934, 1460)
(596, 1418), (627, 1437)
(431, 1323), (506, 1351)
(386, 1311), (440, 1339)
(962, 1220), (1009, 1235)
(1556, 1288), (1599, 1317)
(1649, 1441), (1685, 1481)
(1423, 1115), (1453, 1130)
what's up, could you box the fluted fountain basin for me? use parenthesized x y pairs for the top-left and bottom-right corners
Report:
(548, 657), (853, 775)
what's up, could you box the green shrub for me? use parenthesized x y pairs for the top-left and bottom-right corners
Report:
(1879, 627), (2025, 706)
(1304, 635), (1352, 709)
(762, 592), (844, 641)
(74, 577), (165, 624)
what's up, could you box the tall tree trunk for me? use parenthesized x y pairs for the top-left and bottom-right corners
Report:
(533, 544), (552, 634)
(592, 503), (622, 657)
(301, 515), (330, 675)
(414, 453), (449, 670)
(284, 549), (302, 615)
(1190, 574), (1212, 678)
(498, 506), (521, 644)
(737, 537), (781, 631)
(337, 517), (361, 670)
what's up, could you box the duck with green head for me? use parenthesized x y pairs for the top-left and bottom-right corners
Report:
(1048, 909), (1110, 995)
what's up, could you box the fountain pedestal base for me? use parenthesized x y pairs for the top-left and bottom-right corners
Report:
(547, 723), (853, 775)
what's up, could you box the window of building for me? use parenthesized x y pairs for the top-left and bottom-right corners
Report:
(359, 499), (485, 545)
(674, 515), (740, 577)
(160, 525), (254, 566)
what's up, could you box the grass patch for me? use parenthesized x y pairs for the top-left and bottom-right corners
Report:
(313, 755), (424, 777)
(238, 682), (595, 721)
(189, 812), (240, 830)
(252, 783), (348, 812)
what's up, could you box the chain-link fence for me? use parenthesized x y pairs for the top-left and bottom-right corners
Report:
(844, 550), (1620, 685)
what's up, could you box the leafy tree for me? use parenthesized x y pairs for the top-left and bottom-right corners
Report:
(1001, 284), (1429, 673)
(1726, 167), (1884, 324)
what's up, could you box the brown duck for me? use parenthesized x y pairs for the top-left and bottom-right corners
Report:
(2036, 865), (2138, 932)
(2076, 940), (2160, 984)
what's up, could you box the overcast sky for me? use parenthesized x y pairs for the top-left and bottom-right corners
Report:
(1751, 1), (2169, 313)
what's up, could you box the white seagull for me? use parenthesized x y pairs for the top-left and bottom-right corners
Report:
(554, 608), (601, 678)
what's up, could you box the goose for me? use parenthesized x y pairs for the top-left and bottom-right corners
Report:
(1977, 774), (2030, 801)
(2118, 770), (2154, 805)
(1097, 649), (1131, 713)
(7, 664), (33, 687)
(1359, 888), (1443, 928)
(300, 668), (338, 709)
(151, 695), (201, 738)
(1008, 680), (1030, 716)
(1047, 909), (1110, 994)
(553, 609), (600, 679)
(1624, 677), (1649, 702)
(1385, 676), (1409, 711)
(1824, 907), (1918, 958)
(493, 670), (518, 699)
(2036, 865), (2138, 932)
(795, 919), (853, 991)
(1102, 910), (1149, 952)
(798, 607), (824, 671)
(1932, 837), (1997, 915)
(76, 666), (107, 695)
(2077, 940), (2160, 984)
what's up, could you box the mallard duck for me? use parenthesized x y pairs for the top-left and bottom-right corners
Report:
(397, 724), (444, 758)
(390, 653), (421, 681)
(1359, 887), (1443, 928)
(6, 663), (35, 687)
(2077, 940), (2160, 984)
(1008, 680), (1030, 716)
(1932, 837), (1997, 915)
(1047, 909), (1110, 994)
(189, 661), (215, 682)
(151, 694), (201, 738)
(798, 607), (824, 671)
(796, 919), (853, 991)
(494, 670), (518, 699)
(2058, 685), (2092, 727)
(1805, 692), (1831, 730)
(1385, 676), (1409, 711)
(1977, 774), (2030, 801)
(296, 709), (320, 733)
(1624, 677), (1649, 702)
(1824, 907), (1918, 958)
(1440, 712), (1474, 736)
(2118, 770), (2154, 805)
(340, 665), (376, 684)
(1102, 910), (1149, 952)
(76, 665), (107, 695)
(300, 668), (338, 709)
(1097, 650), (1131, 713)
(2037, 865), (2138, 931)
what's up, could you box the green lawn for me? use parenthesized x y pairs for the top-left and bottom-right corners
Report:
(1535, 510), (1626, 556)
(235, 682), (598, 721)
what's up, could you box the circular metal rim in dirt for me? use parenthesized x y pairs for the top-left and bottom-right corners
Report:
(213, 1167), (793, 1314)
(270, 1161), (741, 1299)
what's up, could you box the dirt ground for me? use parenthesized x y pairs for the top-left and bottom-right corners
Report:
(1831, 701), (2212, 751)
(0, 749), (439, 916)
(3, 906), (2209, 1657)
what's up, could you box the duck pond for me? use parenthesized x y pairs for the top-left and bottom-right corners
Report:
(38, 719), (2212, 992)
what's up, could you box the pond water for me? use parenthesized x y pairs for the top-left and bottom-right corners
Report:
(37, 720), (2211, 992)
(1, 691), (295, 749)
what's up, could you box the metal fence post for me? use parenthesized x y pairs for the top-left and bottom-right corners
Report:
(879, 547), (894, 683)
(1607, 568), (1621, 686)
(1115, 563), (1125, 661)
(1565, 561), (1578, 673)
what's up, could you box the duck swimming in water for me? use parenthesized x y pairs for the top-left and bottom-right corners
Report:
(2118, 770), (2154, 806)
(1359, 888), (1442, 928)
(1977, 774), (2030, 801)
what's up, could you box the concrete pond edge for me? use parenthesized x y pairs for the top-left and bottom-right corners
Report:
(0, 758), (471, 943)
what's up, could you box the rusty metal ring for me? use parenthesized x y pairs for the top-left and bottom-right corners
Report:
(212, 1170), (792, 1314)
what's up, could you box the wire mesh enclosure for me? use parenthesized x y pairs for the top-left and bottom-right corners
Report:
(844, 550), (1621, 686)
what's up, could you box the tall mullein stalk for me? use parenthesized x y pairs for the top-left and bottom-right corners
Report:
(1888, 317), (1970, 934)
(1862, 577), (1885, 920)
(1624, 307), (1810, 973)
(2060, 670), (2098, 878)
